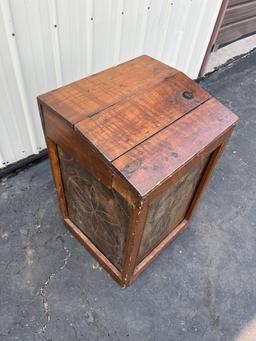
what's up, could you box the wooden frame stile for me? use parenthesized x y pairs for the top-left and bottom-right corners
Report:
(185, 128), (234, 220)
(38, 101), (70, 220)
(122, 198), (149, 286)
(46, 137), (69, 219)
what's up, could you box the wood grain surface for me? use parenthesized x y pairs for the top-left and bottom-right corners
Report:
(43, 108), (113, 188)
(113, 98), (238, 196)
(38, 55), (176, 126)
(39, 56), (238, 197)
(58, 147), (131, 270)
(76, 72), (210, 161)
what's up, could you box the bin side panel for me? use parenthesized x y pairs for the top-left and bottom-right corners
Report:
(137, 155), (210, 264)
(58, 147), (131, 271)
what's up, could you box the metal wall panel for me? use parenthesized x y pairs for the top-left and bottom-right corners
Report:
(0, 0), (222, 168)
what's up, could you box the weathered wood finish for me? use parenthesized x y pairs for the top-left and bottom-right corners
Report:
(137, 155), (210, 264)
(76, 72), (210, 161)
(132, 219), (189, 284)
(58, 147), (131, 270)
(113, 98), (238, 197)
(38, 55), (238, 287)
(64, 218), (123, 285)
(46, 137), (68, 219)
(39, 55), (177, 126)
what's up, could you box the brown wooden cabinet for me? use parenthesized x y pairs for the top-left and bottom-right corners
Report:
(38, 55), (238, 287)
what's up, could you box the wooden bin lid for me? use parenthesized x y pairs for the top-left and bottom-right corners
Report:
(39, 56), (238, 197)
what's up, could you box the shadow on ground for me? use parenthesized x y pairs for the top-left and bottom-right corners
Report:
(0, 52), (256, 341)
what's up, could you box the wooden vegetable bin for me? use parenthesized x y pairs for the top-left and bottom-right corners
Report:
(38, 55), (238, 287)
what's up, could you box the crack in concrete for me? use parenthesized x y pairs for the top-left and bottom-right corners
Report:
(206, 278), (220, 328)
(71, 324), (81, 341)
(38, 234), (71, 336)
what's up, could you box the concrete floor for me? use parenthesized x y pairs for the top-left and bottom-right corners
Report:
(205, 34), (256, 74)
(0, 52), (256, 341)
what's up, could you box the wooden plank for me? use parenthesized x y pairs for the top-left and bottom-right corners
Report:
(223, 1), (256, 26)
(146, 129), (231, 204)
(45, 137), (68, 219)
(43, 107), (113, 188)
(38, 55), (177, 126)
(76, 72), (210, 161)
(122, 199), (149, 286)
(217, 16), (256, 45)
(43, 107), (141, 206)
(113, 98), (238, 197)
(185, 131), (233, 221)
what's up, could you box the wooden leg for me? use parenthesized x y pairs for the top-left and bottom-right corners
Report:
(122, 200), (149, 286)
(185, 129), (234, 220)
(46, 137), (68, 219)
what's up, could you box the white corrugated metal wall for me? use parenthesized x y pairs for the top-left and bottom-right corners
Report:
(0, 0), (222, 169)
